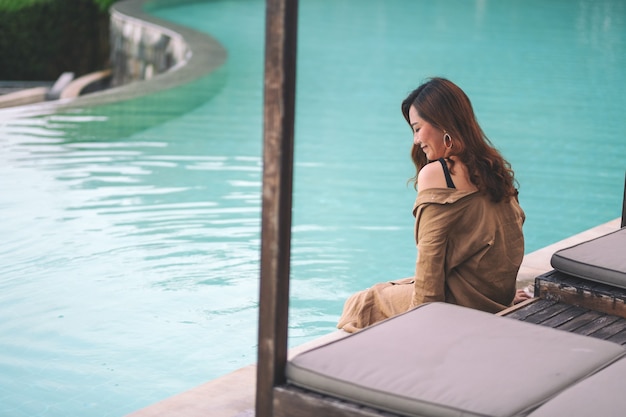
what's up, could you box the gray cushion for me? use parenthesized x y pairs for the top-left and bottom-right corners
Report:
(551, 228), (626, 288)
(286, 303), (626, 417)
(527, 356), (626, 417)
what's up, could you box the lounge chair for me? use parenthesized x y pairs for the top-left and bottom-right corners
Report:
(532, 171), (626, 317)
(276, 302), (626, 417)
(550, 227), (626, 290)
(549, 171), (626, 288)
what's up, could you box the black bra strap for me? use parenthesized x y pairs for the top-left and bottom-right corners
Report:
(438, 158), (456, 189)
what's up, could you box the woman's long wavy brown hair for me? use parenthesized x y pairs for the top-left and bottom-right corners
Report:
(401, 77), (518, 202)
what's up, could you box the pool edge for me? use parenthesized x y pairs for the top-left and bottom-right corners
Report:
(0, 0), (227, 119)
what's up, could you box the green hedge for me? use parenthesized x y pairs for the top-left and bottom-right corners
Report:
(0, 0), (116, 80)
(0, 0), (53, 12)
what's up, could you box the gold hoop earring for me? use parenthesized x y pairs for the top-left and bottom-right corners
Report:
(443, 132), (453, 149)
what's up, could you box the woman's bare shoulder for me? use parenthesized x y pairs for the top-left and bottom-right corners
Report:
(417, 161), (448, 192)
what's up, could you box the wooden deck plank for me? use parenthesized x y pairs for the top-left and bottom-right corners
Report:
(503, 297), (626, 344)
(522, 302), (573, 325)
(535, 305), (588, 328)
(569, 315), (621, 336)
(504, 299), (555, 321)
(606, 329), (626, 345)
(556, 310), (605, 332)
(496, 297), (538, 317)
(588, 320), (626, 340)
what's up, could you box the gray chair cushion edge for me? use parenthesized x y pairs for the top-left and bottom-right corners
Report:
(287, 363), (465, 417)
(550, 228), (626, 288)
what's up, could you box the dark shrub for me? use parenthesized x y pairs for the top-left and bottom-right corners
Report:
(0, 0), (115, 80)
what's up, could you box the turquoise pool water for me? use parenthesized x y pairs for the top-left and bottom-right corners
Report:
(0, 0), (624, 415)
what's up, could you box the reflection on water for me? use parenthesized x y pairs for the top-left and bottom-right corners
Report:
(0, 106), (263, 415)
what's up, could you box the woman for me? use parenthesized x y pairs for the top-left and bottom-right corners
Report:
(337, 77), (528, 333)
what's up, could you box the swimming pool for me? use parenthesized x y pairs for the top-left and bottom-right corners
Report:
(1, 0), (624, 415)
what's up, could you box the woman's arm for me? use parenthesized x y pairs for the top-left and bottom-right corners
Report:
(411, 204), (450, 308)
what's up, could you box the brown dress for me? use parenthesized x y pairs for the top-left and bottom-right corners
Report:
(337, 189), (525, 333)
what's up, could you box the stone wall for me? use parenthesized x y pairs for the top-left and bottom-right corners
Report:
(109, 4), (190, 87)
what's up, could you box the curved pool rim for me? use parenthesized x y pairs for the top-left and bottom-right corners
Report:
(0, 0), (226, 118)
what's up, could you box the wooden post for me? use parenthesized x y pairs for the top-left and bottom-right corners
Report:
(620, 170), (626, 227)
(256, 0), (298, 416)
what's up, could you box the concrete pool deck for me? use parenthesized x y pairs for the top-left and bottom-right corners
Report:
(125, 217), (623, 417)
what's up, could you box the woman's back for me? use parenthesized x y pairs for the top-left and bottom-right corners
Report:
(412, 188), (525, 312)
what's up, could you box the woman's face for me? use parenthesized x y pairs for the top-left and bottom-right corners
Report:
(408, 105), (447, 161)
